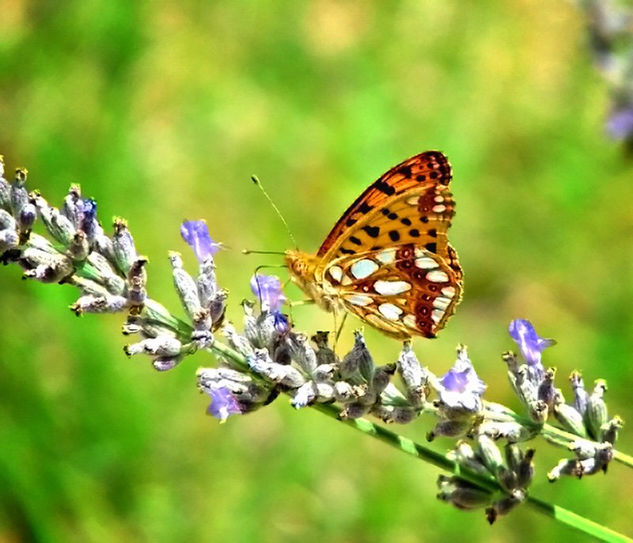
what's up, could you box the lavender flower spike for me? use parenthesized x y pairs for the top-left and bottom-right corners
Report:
(206, 387), (243, 422)
(180, 220), (220, 263)
(508, 319), (555, 370)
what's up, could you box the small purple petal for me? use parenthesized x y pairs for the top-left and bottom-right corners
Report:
(78, 198), (99, 237)
(508, 319), (555, 370)
(206, 387), (242, 421)
(181, 220), (220, 262)
(438, 348), (486, 411)
(607, 107), (633, 141)
(250, 274), (286, 312)
(272, 311), (289, 334)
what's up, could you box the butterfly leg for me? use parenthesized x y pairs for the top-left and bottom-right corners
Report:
(333, 311), (348, 351)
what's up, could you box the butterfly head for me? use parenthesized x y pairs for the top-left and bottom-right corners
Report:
(285, 249), (342, 313)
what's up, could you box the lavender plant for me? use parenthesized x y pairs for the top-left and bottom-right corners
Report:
(577, 0), (633, 148)
(0, 155), (631, 541)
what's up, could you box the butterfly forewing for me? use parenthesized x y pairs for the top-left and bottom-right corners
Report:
(317, 151), (454, 259)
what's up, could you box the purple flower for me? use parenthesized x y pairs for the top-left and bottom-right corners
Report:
(250, 274), (286, 312)
(438, 347), (486, 412)
(180, 220), (220, 262)
(508, 319), (555, 370)
(250, 274), (289, 334)
(78, 198), (98, 237)
(206, 387), (242, 422)
(607, 106), (633, 141)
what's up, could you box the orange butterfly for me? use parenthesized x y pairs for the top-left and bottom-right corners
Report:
(285, 151), (463, 339)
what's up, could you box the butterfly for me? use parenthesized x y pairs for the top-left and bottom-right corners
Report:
(285, 151), (463, 340)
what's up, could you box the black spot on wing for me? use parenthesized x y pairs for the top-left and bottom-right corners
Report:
(362, 225), (380, 238)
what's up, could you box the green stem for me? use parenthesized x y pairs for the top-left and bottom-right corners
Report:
(206, 340), (632, 542)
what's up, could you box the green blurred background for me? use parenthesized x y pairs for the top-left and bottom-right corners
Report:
(1, 1), (632, 541)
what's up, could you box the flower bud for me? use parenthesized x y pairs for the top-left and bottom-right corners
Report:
(291, 381), (317, 408)
(0, 158), (10, 211)
(152, 356), (182, 371)
(437, 476), (491, 510)
(33, 195), (76, 246)
(486, 490), (525, 524)
(397, 340), (429, 406)
(71, 293), (128, 315)
(428, 420), (472, 440)
(169, 252), (201, 318)
(85, 252), (126, 295)
(547, 459), (582, 481)
(553, 398), (587, 437)
(127, 257), (148, 307)
(312, 331), (338, 366)
(448, 441), (491, 476)
(537, 367), (557, 411)
(339, 402), (369, 419)
(515, 448), (535, 488)
(21, 248), (73, 283)
(287, 333), (318, 375)
(371, 405), (417, 424)
(475, 434), (504, 475)
(570, 371), (589, 417)
(10, 168), (28, 217)
(68, 231), (90, 262)
(222, 323), (254, 357)
(124, 335), (183, 357)
(0, 228), (18, 253)
(602, 415), (623, 445)
(18, 202), (37, 238)
(527, 399), (549, 424)
(112, 218), (137, 273)
(477, 421), (534, 443)
(197, 256), (219, 307)
(585, 379), (608, 441)
(341, 331), (374, 381)
(248, 349), (305, 388)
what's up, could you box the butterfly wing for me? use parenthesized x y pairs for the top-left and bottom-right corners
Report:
(317, 151), (457, 270)
(319, 246), (462, 339)
(312, 151), (462, 337)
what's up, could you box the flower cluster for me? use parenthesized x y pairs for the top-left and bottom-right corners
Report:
(577, 0), (633, 146)
(506, 320), (621, 480)
(0, 154), (626, 528)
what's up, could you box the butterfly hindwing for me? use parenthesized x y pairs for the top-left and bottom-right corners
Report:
(320, 244), (462, 339)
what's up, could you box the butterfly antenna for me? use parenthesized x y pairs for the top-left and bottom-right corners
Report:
(242, 249), (286, 256)
(251, 175), (298, 249)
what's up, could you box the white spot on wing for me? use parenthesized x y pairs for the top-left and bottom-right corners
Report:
(374, 280), (411, 295)
(433, 296), (450, 310)
(441, 286), (456, 298)
(415, 257), (438, 269)
(378, 303), (403, 321)
(426, 270), (449, 283)
(350, 259), (379, 279)
(406, 196), (419, 206)
(432, 204), (446, 213)
(345, 294), (373, 306)
(403, 314), (417, 328)
(375, 249), (396, 265)
(328, 265), (343, 283)
(365, 313), (399, 332)
(431, 308), (444, 323)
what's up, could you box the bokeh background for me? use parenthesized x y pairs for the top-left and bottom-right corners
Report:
(1, 1), (632, 542)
